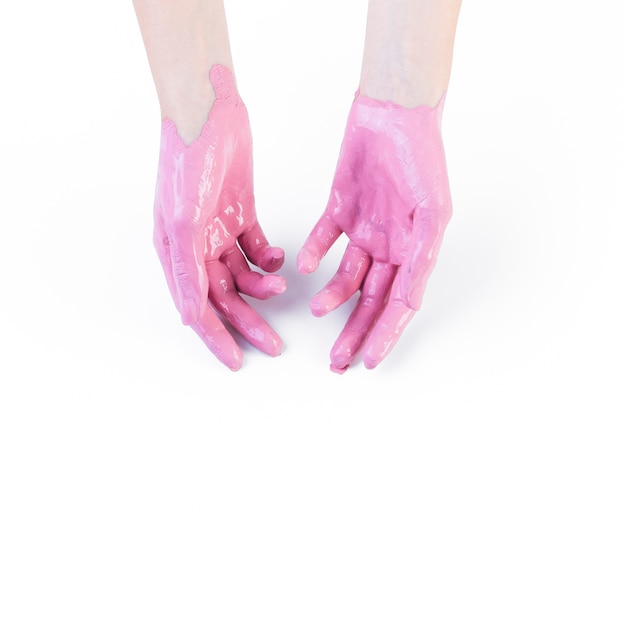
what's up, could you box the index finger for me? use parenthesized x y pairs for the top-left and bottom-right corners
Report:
(297, 213), (342, 274)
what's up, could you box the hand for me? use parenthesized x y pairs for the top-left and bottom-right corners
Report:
(297, 93), (452, 373)
(153, 65), (285, 371)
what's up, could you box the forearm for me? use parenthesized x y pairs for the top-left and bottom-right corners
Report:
(132, 0), (234, 143)
(359, 0), (462, 107)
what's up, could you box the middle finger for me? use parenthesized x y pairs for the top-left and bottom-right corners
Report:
(329, 261), (397, 373)
(206, 259), (283, 357)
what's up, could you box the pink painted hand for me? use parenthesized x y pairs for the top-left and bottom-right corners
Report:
(297, 93), (452, 373)
(154, 65), (285, 370)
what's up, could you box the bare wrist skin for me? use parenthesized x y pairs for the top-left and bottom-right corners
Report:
(132, 0), (234, 144)
(359, 0), (462, 108)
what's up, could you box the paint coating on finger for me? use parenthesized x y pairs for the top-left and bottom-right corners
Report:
(152, 65), (286, 368)
(304, 91), (453, 370)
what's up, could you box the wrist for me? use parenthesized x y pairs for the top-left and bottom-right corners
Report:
(158, 67), (220, 145)
(134, 0), (234, 143)
(359, 65), (445, 109)
(359, 0), (461, 108)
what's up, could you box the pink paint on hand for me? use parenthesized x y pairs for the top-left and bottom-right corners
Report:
(153, 65), (285, 370)
(298, 92), (452, 372)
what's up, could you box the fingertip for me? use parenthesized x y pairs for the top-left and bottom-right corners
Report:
(330, 353), (351, 374)
(260, 331), (283, 358)
(267, 275), (287, 296)
(330, 342), (353, 372)
(191, 310), (243, 369)
(260, 246), (285, 272)
(270, 335), (283, 358)
(297, 248), (320, 274)
(362, 333), (390, 370)
(362, 305), (416, 369)
(310, 297), (329, 318)
(227, 352), (243, 371)
(213, 334), (244, 370)
(362, 354), (380, 370)
(358, 339), (379, 369)
(309, 288), (342, 317)
(208, 337), (244, 371)
(181, 297), (200, 325)
(213, 340), (244, 371)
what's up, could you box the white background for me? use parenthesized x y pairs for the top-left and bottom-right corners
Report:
(1, 1), (625, 624)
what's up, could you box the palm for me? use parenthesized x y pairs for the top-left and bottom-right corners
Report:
(298, 94), (452, 372)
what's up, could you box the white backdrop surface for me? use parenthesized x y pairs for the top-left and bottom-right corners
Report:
(1, 1), (625, 624)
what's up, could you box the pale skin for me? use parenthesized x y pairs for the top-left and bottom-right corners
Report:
(360, 0), (461, 107)
(132, 0), (462, 136)
(131, 0), (462, 370)
(132, 0), (233, 144)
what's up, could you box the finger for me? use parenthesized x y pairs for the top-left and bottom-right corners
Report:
(398, 206), (451, 309)
(221, 247), (286, 300)
(309, 243), (370, 317)
(238, 220), (285, 273)
(168, 227), (208, 325)
(297, 213), (342, 274)
(328, 261), (396, 374)
(206, 260), (283, 357)
(156, 217), (241, 369)
(190, 306), (243, 371)
(361, 280), (417, 370)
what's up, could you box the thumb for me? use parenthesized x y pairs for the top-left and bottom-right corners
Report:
(169, 234), (208, 325)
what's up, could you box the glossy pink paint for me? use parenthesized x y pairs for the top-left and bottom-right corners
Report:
(153, 65), (285, 370)
(298, 93), (452, 373)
